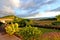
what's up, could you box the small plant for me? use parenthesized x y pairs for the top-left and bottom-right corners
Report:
(16, 26), (42, 40)
(5, 23), (19, 35)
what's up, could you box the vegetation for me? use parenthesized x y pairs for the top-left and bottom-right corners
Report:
(16, 26), (42, 40)
(39, 28), (60, 34)
(13, 18), (30, 27)
(2, 15), (30, 27)
(52, 21), (60, 25)
(56, 15), (60, 22)
(0, 15), (60, 40)
(5, 23), (19, 35)
(2, 15), (16, 19)
(0, 22), (3, 26)
(52, 15), (60, 25)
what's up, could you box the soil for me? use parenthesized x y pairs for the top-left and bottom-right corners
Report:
(0, 33), (21, 40)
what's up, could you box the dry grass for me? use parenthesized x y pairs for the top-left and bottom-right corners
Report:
(40, 32), (60, 40)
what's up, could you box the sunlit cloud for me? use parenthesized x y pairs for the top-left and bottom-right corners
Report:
(25, 12), (60, 18)
(10, 0), (20, 8)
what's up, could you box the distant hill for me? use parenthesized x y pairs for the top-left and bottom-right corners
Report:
(39, 18), (57, 21)
(2, 15), (17, 18)
(0, 15), (23, 22)
(27, 17), (56, 20)
(0, 15), (57, 22)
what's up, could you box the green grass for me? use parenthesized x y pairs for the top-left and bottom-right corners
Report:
(39, 28), (60, 34)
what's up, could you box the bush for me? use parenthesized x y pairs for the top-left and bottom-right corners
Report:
(0, 22), (3, 26)
(5, 23), (19, 35)
(16, 26), (42, 40)
(18, 20), (26, 27)
(56, 15), (60, 22)
(13, 19), (29, 27)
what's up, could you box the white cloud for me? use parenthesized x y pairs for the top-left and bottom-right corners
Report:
(0, 0), (20, 17)
(0, 0), (58, 17)
(24, 12), (60, 18)
(0, 6), (14, 17)
(10, 0), (20, 8)
(3, 6), (14, 14)
(19, 0), (36, 9)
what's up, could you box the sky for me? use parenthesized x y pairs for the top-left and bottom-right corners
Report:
(0, 0), (60, 18)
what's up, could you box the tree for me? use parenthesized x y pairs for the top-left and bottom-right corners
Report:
(56, 15), (60, 22)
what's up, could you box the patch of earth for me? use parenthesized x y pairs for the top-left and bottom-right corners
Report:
(0, 33), (21, 40)
(40, 32), (60, 40)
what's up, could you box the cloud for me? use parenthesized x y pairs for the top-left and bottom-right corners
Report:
(24, 12), (60, 18)
(0, 0), (58, 17)
(44, 0), (56, 4)
(0, 0), (20, 17)
(50, 7), (60, 11)
(10, 0), (20, 8)
(0, 6), (14, 17)
(19, 0), (56, 9)
(19, 0), (36, 10)
(14, 0), (56, 18)
(3, 6), (14, 14)
(18, 0), (56, 16)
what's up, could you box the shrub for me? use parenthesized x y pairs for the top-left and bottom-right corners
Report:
(18, 20), (26, 27)
(5, 23), (19, 35)
(0, 22), (3, 26)
(56, 15), (60, 22)
(16, 26), (42, 40)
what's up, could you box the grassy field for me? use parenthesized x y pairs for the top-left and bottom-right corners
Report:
(39, 28), (60, 34)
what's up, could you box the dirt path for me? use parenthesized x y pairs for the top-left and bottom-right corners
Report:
(0, 25), (21, 40)
(0, 32), (21, 40)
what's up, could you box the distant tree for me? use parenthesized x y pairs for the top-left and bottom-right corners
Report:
(13, 16), (23, 23)
(56, 15), (60, 22)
